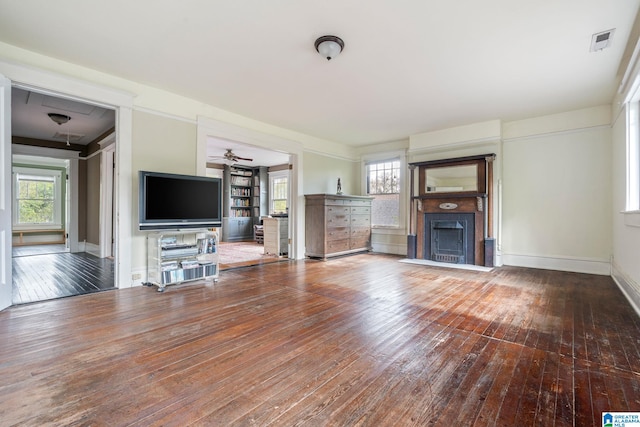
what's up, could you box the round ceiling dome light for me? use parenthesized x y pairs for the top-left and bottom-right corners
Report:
(314, 35), (344, 61)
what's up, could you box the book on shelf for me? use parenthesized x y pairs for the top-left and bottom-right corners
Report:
(231, 176), (251, 186)
(232, 187), (250, 196)
(231, 209), (251, 217)
(232, 169), (252, 177)
(180, 260), (200, 269)
(160, 236), (177, 246)
(161, 261), (179, 271)
(233, 199), (249, 207)
(198, 237), (216, 254)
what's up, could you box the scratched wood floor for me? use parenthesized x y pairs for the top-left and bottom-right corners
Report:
(12, 250), (115, 305)
(1, 253), (639, 426)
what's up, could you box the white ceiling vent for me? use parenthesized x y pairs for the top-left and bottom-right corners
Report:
(53, 132), (85, 142)
(590, 29), (615, 52)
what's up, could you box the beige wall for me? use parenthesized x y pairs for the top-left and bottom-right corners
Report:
(131, 110), (198, 272)
(303, 151), (359, 196)
(502, 126), (612, 271)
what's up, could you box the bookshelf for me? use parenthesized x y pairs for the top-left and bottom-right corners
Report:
(222, 165), (266, 241)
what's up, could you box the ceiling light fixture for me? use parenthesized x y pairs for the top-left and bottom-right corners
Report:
(48, 112), (71, 125)
(314, 35), (344, 61)
(48, 113), (72, 146)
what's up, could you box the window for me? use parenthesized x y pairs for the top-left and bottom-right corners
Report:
(366, 159), (400, 227)
(269, 170), (289, 214)
(13, 167), (63, 228)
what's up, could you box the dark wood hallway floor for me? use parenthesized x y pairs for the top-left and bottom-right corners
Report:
(12, 247), (115, 305)
(1, 253), (639, 425)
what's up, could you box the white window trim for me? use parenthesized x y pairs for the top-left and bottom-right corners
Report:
(268, 169), (290, 215)
(361, 150), (407, 231)
(12, 166), (64, 230)
(621, 70), (640, 227)
(626, 101), (640, 213)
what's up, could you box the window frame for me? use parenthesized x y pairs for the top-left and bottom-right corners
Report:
(268, 169), (289, 215)
(362, 152), (406, 230)
(627, 100), (640, 212)
(12, 166), (64, 230)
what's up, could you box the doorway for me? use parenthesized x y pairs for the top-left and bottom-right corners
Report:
(10, 86), (117, 304)
(206, 138), (292, 269)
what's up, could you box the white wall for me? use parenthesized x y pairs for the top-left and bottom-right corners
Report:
(502, 126), (612, 274)
(302, 151), (359, 195)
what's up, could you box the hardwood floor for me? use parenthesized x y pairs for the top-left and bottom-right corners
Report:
(1, 253), (639, 426)
(12, 250), (115, 305)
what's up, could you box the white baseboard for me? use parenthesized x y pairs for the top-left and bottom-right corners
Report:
(130, 267), (147, 288)
(85, 242), (100, 257)
(611, 261), (640, 318)
(371, 242), (406, 256)
(399, 258), (494, 272)
(501, 253), (610, 275)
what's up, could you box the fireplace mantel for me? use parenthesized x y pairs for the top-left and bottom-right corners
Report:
(408, 154), (495, 267)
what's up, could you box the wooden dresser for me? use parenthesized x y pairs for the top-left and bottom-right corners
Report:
(304, 194), (373, 259)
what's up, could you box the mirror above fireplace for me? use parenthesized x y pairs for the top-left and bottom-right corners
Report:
(425, 164), (478, 193)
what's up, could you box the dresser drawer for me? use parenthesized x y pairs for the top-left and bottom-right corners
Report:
(327, 239), (350, 253)
(327, 205), (350, 214)
(345, 199), (372, 207)
(350, 237), (370, 250)
(351, 228), (370, 238)
(327, 228), (350, 241)
(351, 206), (371, 215)
(327, 214), (350, 227)
(351, 215), (371, 227)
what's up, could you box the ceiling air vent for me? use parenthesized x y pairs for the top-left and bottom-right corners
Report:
(590, 29), (615, 52)
(53, 132), (85, 142)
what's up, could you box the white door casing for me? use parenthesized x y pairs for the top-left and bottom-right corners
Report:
(0, 59), (134, 289)
(0, 74), (12, 310)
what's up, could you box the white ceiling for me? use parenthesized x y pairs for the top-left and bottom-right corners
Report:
(206, 137), (290, 168)
(11, 87), (115, 146)
(1, 0), (639, 146)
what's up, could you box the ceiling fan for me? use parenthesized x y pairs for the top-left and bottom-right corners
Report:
(208, 148), (253, 163)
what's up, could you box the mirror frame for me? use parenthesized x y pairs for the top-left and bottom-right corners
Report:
(417, 158), (487, 197)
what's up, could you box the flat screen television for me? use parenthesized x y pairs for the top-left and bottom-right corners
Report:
(139, 170), (222, 231)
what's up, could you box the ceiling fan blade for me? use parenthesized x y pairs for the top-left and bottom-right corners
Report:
(234, 156), (253, 162)
(208, 149), (253, 163)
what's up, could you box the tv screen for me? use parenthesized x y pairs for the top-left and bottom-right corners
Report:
(139, 171), (222, 230)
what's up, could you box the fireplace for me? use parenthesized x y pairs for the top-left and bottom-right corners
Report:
(425, 213), (475, 264)
(408, 154), (496, 267)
